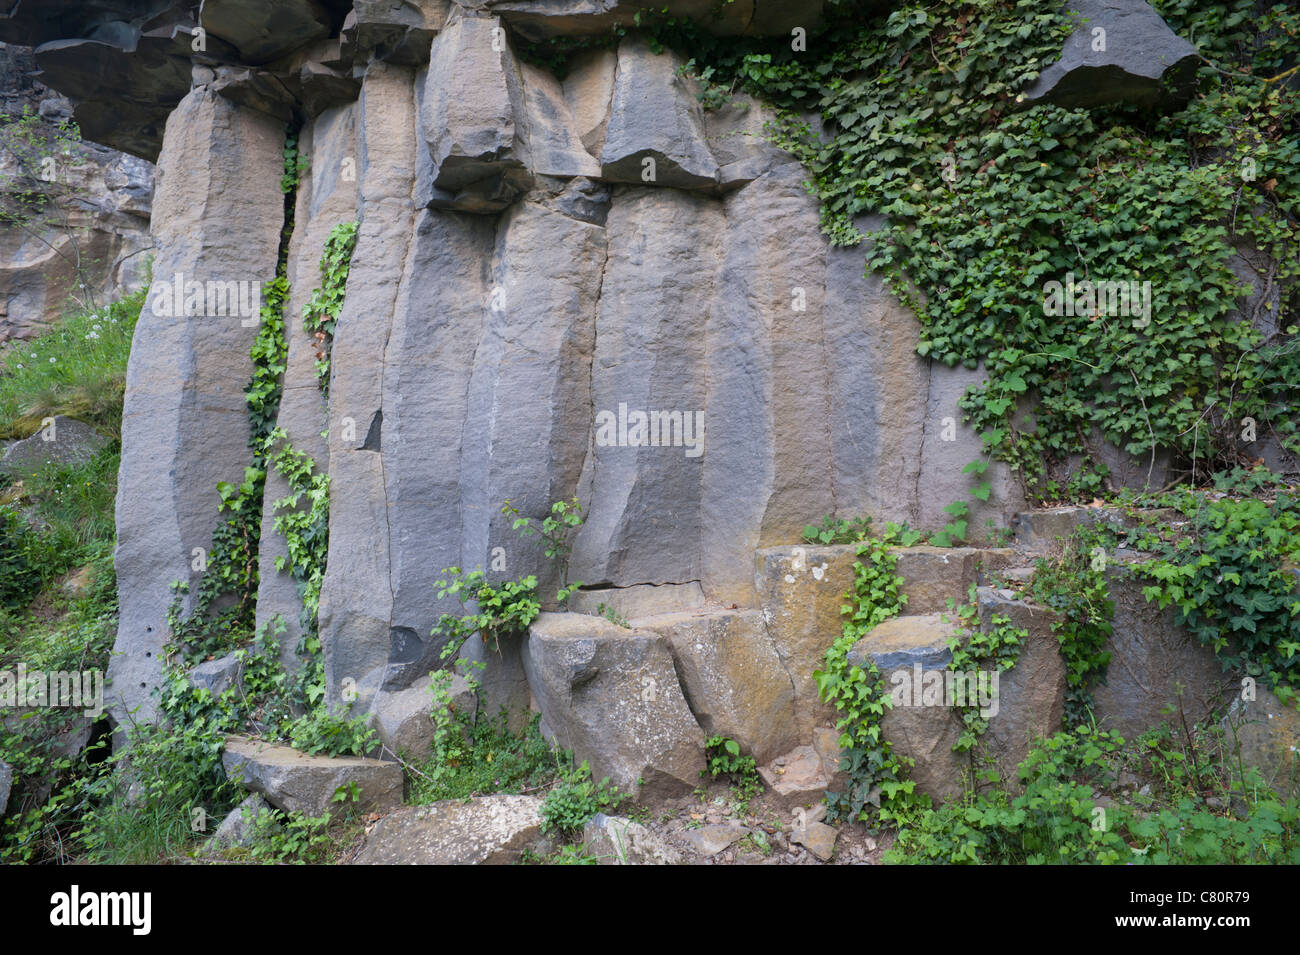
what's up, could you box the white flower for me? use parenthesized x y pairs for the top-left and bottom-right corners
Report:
(49, 357), (56, 363)
(15, 363), (22, 369)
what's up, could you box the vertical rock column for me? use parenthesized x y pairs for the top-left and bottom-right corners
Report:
(110, 88), (286, 727)
(254, 103), (359, 669)
(317, 63), (418, 712)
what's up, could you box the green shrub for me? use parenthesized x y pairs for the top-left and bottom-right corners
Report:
(539, 759), (627, 836)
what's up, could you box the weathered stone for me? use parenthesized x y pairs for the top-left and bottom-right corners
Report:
(583, 813), (684, 864)
(975, 588), (1066, 786)
(684, 823), (748, 857)
(372, 671), (477, 761)
(569, 582), (706, 621)
(188, 651), (244, 698)
(824, 215), (927, 529)
(792, 820), (837, 861)
(847, 612), (968, 799)
(32, 28), (196, 159)
(208, 793), (269, 849)
(200, 0), (332, 65)
(704, 97), (786, 191)
(1010, 505), (1130, 553)
(880, 686), (968, 803)
(599, 35), (718, 189)
(1092, 563), (1239, 740)
(522, 612), (706, 798)
(1224, 686), (1299, 799)
(707, 158), (834, 586)
(222, 736), (404, 816)
(894, 547), (1017, 613)
(318, 63), (418, 713)
(110, 89), (285, 729)
(754, 545), (857, 734)
(255, 100), (357, 673)
(562, 48), (617, 156)
(210, 66), (296, 122)
(457, 630), (534, 731)
(0, 416), (107, 478)
(1022, 0), (1199, 110)
(519, 60), (602, 180)
(295, 60), (361, 118)
(570, 187), (721, 590)
(456, 193), (605, 607)
(352, 795), (545, 864)
(348, 0), (449, 66)
(919, 362), (1026, 539)
(0, 66), (154, 343)
(758, 744), (832, 810)
(849, 612), (957, 672)
(419, 16), (534, 212)
(644, 609), (798, 763)
(484, 0), (822, 42)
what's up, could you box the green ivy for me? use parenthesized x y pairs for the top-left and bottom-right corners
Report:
(166, 256), (291, 664)
(814, 531), (929, 825)
(1129, 468), (1300, 706)
(1031, 525), (1117, 726)
(944, 587), (1028, 753)
(597, 0), (1300, 497)
(302, 220), (358, 398)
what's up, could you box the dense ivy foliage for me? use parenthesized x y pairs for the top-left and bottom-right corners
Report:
(1127, 467), (1300, 705)
(888, 723), (1300, 864)
(560, 0), (1300, 500)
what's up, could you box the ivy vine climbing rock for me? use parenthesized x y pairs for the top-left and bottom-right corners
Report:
(302, 220), (359, 398)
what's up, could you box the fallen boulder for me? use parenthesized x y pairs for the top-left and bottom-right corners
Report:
(523, 612), (706, 799)
(352, 794), (546, 864)
(221, 736), (404, 816)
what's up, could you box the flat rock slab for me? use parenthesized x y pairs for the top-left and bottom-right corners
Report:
(758, 744), (832, 810)
(683, 823), (749, 857)
(1022, 0), (1199, 110)
(792, 821), (838, 862)
(352, 795), (545, 865)
(222, 736), (403, 816)
(848, 612), (957, 672)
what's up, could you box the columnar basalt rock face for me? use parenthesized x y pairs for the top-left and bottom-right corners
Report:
(20, 0), (1246, 786)
(318, 62), (419, 714)
(109, 88), (286, 727)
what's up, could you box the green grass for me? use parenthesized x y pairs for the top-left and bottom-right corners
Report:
(0, 285), (144, 440)
(407, 710), (558, 805)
